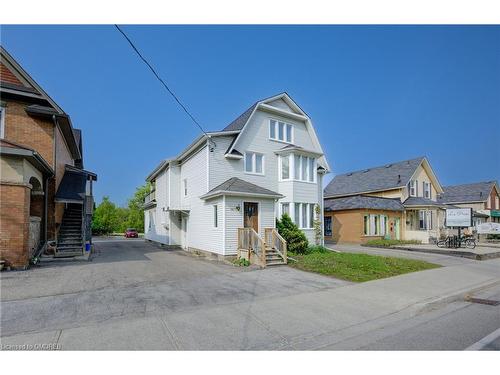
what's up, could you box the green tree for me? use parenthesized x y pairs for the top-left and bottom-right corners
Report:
(276, 213), (309, 254)
(92, 196), (119, 235)
(124, 183), (150, 232)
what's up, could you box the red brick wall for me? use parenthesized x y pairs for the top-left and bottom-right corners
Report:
(3, 100), (55, 167)
(0, 183), (30, 268)
(0, 62), (24, 86)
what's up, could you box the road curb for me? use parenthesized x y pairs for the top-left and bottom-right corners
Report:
(416, 278), (500, 314)
(465, 327), (500, 350)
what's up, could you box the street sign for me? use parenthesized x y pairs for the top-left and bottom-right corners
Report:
(477, 222), (500, 234)
(445, 208), (472, 227)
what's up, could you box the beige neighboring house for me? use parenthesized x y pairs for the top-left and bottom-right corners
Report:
(437, 181), (500, 227)
(324, 157), (450, 244)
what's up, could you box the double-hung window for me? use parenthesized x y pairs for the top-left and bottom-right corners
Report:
(418, 210), (432, 230)
(269, 119), (293, 143)
(213, 205), (218, 227)
(281, 155), (290, 180)
(291, 202), (315, 229)
(409, 180), (416, 197)
(423, 182), (431, 199)
(364, 214), (389, 236)
(290, 154), (316, 182)
(281, 203), (290, 217)
(244, 152), (264, 175)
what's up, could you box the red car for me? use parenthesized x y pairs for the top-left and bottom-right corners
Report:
(124, 228), (139, 238)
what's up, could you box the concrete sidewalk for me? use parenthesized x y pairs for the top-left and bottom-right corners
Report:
(2, 257), (499, 350)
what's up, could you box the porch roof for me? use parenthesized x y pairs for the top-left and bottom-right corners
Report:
(200, 177), (283, 200)
(55, 168), (87, 203)
(324, 195), (404, 212)
(403, 197), (448, 208)
(0, 139), (54, 177)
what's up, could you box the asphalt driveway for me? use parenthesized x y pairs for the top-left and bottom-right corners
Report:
(1, 238), (349, 347)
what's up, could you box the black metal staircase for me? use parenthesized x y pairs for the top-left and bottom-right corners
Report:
(56, 203), (84, 257)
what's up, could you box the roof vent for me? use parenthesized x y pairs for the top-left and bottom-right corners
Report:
(385, 164), (392, 168)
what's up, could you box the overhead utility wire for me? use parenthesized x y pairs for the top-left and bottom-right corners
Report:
(114, 24), (210, 138)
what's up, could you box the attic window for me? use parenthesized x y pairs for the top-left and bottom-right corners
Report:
(269, 119), (293, 143)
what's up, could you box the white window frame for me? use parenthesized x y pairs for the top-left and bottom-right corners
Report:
(269, 118), (294, 144)
(423, 182), (431, 199)
(280, 202), (290, 217)
(287, 153), (316, 183)
(409, 180), (416, 197)
(292, 202), (315, 229)
(213, 205), (218, 228)
(280, 154), (291, 180)
(0, 106), (5, 139)
(244, 151), (265, 175)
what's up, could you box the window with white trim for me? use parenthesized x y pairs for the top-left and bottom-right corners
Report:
(244, 152), (264, 175)
(281, 154), (290, 179)
(213, 205), (218, 227)
(281, 203), (290, 217)
(363, 214), (389, 236)
(423, 182), (431, 199)
(269, 119), (293, 143)
(0, 106), (5, 139)
(291, 202), (315, 229)
(409, 180), (416, 197)
(418, 210), (432, 230)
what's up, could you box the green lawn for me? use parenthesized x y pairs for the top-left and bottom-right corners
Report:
(288, 250), (440, 282)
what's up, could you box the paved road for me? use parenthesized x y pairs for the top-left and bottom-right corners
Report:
(1, 239), (499, 350)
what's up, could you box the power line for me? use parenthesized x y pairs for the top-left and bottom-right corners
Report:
(114, 24), (209, 137)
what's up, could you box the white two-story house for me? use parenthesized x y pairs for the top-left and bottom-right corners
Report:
(144, 93), (330, 264)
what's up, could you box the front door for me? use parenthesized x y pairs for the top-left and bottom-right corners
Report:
(395, 218), (400, 240)
(243, 202), (259, 233)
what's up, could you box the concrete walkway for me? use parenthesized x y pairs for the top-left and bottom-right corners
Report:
(2, 239), (499, 350)
(326, 243), (476, 266)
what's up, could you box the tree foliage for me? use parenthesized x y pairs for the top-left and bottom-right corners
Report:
(92, 183), (150, 235)
(276, 213), (309, 254)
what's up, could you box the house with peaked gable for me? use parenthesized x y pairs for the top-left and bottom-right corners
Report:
(144, 93), (330, 266)
(323, 157), (450, 244)
(438, 181), (500, 226)
(0, 47), (97, 269)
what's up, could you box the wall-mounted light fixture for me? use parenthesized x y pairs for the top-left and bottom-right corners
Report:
(235, 204), (241, 212)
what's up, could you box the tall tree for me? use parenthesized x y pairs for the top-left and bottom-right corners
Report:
(125, 183), (150, 233)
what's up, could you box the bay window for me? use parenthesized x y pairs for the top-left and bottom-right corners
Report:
(269, 119), (293, 143)
(280, 154), (316, 182)
(290, 202), (316, 229)
(244, 152), (264, 175)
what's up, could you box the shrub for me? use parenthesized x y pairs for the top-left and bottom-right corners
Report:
(233, 258), (250, 267)
(277, 213), (309, 254)
(307, 245), (329, 254)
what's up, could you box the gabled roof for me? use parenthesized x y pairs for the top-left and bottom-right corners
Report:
(325, 157), (425, 198)
(0, 47), (81, 160)
(324, 195), (404, 212)
(438, 181), (499, 204)
(222, 92), (330, 171)
(200, 177), (283, 200)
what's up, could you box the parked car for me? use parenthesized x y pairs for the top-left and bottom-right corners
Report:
(124, 228), (139, 238)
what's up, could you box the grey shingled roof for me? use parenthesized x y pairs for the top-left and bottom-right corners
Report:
(324, 157), (425, 197)
(201, 177), (282, 199)
(403, 197), (445, 207)
(324, 195), (404, 211)
(438, 181), (498, 204)
(221, 103), (258, 132)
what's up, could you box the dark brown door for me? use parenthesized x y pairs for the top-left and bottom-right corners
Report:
(243, 202), (259, 233)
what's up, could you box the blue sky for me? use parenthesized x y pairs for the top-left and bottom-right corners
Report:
(1, 25), (499, 205)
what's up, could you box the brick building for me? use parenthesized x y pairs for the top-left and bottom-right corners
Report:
(0, 46), (97, 269)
